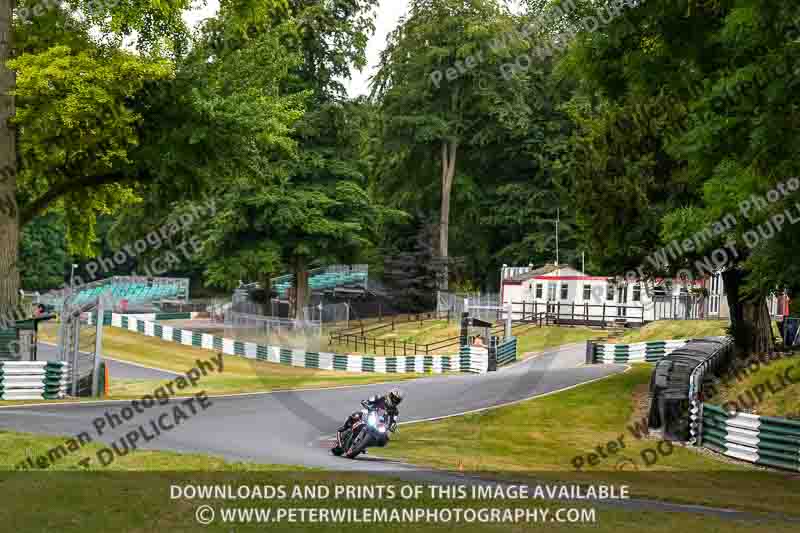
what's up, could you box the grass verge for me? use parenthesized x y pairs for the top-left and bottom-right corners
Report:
(0, 431), (796, 532)
(618, 320), (730, 343)
(374, 365), (800, 515)
(31, 326), (425, 399)
(711, 352), (800, 418)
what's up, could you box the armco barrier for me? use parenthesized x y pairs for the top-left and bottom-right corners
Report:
(645, 336), (734, 441)
(459, 345), (489, 374)
(591, 339), (689, 364)
(0, 361), (71, 400)
(700, 403), (800, 471)
(101, 313), (464, 374)
(496, 337), (517, 367)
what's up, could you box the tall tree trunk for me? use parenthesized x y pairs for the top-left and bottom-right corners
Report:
(0, 0), (19, 314)
(438, 139), (457, 291)
(259, 271), (272, 315)
(722, 268), (774, 355)
(293, 258), (309, 321)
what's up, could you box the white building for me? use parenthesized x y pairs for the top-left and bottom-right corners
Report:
(500, 264), (788, 325)
(502, 264), (789, 324)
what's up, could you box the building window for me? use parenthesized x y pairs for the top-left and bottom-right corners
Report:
(607, 285), (615, 301)
(560, 283), (569, 300)
(583, 285), (591, 301)
(633, 285), (641, 302)
(536, 284), (543, 299)
(547, 283), (557, 301)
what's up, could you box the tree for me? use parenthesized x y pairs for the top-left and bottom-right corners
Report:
(0, 1), (191, 311)
(1, 0), (18, 311)
(202, 99), (387, 319)
(372, 0), (532, 287)
(562, 0), (800, 353)
(194, 0), (388, 319)
(19, 213), (68, 290)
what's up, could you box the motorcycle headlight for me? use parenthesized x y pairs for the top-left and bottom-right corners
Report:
(368, 412), (378, 427)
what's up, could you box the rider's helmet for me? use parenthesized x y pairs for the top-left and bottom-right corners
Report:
(386, 388), (404, 408)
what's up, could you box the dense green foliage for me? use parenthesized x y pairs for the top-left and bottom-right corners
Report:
(7, 0), (799, 350)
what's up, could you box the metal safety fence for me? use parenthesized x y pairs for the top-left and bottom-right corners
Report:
(222, 310), (323, 352)
(56, 295), (106, 397)
(637, 336), (734, 442)
(438, 291), (503, 324)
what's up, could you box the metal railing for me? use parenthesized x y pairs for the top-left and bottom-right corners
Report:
(57, 296), (105, 396)
(329, 313), (539, 356)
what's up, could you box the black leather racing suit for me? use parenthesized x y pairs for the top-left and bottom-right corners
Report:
(338, 395), (399, 433)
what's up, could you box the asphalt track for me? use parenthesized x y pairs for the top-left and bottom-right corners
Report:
(36, 342), (179, 380)
(2, 343), (796, 521)
(0, 343), (621, 470)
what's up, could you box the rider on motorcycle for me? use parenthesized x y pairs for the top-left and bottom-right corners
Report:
(338, 388), (404, 434)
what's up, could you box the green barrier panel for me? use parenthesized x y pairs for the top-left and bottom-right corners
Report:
(333, 355), (348, 371)
(256, 345), (269, 361)
(305, 352), (319, 369)
(362, 357), (375, 373)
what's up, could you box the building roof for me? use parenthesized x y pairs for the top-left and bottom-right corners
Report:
(504, 264), (594, 282)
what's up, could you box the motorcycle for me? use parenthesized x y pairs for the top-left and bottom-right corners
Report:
(331, 403), (396, 459)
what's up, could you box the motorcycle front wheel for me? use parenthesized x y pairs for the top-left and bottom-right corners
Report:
(345, 431), (372, 459)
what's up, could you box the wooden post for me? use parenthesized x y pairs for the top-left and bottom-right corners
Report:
(602, 303), (606, 328)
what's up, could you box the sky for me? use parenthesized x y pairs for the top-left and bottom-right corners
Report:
(183, 0), (411, 97)
(183, 1), (525, 97)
